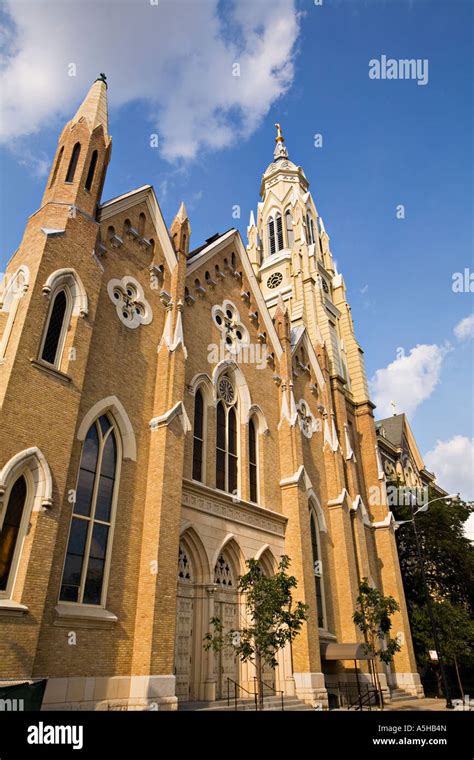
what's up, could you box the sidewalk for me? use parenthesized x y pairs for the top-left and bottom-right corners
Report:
(384, 697), (463, 711)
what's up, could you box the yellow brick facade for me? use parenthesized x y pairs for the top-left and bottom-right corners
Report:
(0, 80), (422, 710)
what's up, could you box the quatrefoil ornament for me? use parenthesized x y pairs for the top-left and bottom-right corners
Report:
(211, 299), (249, 355)
(107, 276), (152, 329)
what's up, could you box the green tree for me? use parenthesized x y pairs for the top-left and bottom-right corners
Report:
(411, 601), (474, 698)
(393, 488), (474, 608)
(352, 578), (401, 699)
(204, 555), (308, 710)
(391, 487), (474, 695)
(353, 578), (401, 663)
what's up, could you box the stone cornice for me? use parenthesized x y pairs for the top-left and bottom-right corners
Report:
(182, 479), (286, 538)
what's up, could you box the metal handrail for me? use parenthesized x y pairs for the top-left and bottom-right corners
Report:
(226, 677), (258, 711)
(342, 683), (380, 711)
(253, 676), (285, 711)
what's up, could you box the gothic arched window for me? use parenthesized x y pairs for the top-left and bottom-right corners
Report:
(275, 213), (284, 251)
(192, 389), (204, 482)
(216, 396), (238, 495)
(65, 142), (81, 183)
(285, 209), (294, 248)
(310, 509), (326, 628)
(60, 415), (120, 605)
(306, 213), (316, 244)
(85, 150), (98, 191)
(40, 288), (70, 367)
(249, 417), (258, 503)
(49, 146), (64, 187)
(267, 218), (276, 256)
(0, 475), (27, 593)
(214, 553), (234, 587)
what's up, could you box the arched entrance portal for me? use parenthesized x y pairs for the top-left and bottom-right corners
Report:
(213, 552), (239, 699)
(175, 545), (196, 701)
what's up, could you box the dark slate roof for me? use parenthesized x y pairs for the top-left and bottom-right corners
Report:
(375, 414), (405, 447)
(187, 229), (236, 260)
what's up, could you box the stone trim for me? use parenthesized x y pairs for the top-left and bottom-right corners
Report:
(30, 359), (72, 383)
(372, 511), (395, 529)
(182, 479), (286, 537)
(77, 395), (137, 461)
(149, 400), (191, 434)
(54, 603), (118, 628)
(0, 599), (29, 616)
(41, 675), (178, 711)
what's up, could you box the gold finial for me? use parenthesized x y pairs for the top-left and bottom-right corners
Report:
(275, 123), (285, 143)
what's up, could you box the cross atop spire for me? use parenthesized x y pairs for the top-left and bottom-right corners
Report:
(275, 122), (285, 143)
(95, 73), (108, 88)
(273, 122), (289, 161)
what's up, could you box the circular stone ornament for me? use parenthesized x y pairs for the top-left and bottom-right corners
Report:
(218, 376), (235, 404)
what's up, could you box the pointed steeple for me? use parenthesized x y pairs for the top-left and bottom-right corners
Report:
(260, 123), (308, 199)
(42, 75), (112, 217)
(170, 201), (191, 256)
(72, 74), (109, 136)
(247, 209), (260, 276)
(276, 291), (287, 315)
(175, 201), (189, 226)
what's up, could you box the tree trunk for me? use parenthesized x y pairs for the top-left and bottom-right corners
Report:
(255, 651), (264, 711)
(453, 655), (464, 700)
(435, 666), (443, 698)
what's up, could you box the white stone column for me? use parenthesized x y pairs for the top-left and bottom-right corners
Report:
(204, 585), (217, 701)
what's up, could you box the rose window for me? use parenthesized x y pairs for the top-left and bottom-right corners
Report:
(218, 375), (235, 405)
(107, 276), (152, 329)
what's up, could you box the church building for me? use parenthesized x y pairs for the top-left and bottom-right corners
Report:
(0, 78), (424, 709)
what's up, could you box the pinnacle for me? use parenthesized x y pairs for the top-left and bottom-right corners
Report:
(175, 201), (189, 224)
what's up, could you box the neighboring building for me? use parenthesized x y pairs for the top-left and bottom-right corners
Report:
(0, 79), (423, 710)
(376, 414), (447, 499)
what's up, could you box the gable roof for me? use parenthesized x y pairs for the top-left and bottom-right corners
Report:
(186, 228), (283, 361)
(376, 414), (404, 447)
(376, 413), (424, 472)
(291, 326), (325, 389)
(188, 231), (232, 260)
(99, 185), (177, 274)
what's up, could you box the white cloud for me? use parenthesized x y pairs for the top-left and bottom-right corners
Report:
(454, 313), (474, 341)
(0, 0), (300, 162)
(370, 343), (449, 419)
(360, 284), (369, 295)
(10, 141), (49, 178)
(424, 436), (474, 539)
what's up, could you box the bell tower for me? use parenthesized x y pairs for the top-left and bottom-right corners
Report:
(42, 74), (112, 219)
(248, 125), (371, 404)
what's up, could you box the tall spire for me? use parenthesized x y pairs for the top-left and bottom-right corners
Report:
(72, 75), (109, 136)
(274, 122), (288, 161)
(42, 75), (112, 216)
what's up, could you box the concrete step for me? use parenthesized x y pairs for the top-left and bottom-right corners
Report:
(390, 689), (415, 702)
(179, 696), (314, 711)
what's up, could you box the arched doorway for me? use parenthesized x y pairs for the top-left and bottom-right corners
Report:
(175, 544), (196, 701)
(213, 551), (239, 699)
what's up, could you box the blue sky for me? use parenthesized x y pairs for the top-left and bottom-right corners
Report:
(0, 0), (472, 504)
